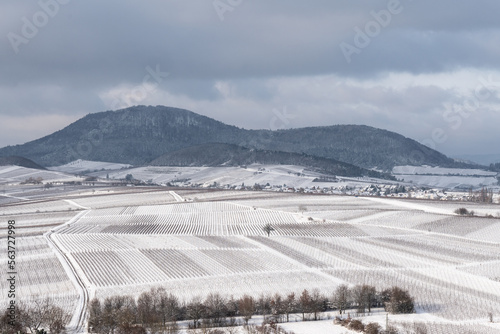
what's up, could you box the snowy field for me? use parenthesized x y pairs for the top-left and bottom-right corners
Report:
(48, 159), (132, 174)
(0, 235), (79, 318)
(47, 159), (500, 191)
(49, 189), (500, 332)
(86, 163), (393, 190)
(1, 172), (500, 332)
(0, 165), (80, 185)
(393, 165), (497, 176)
(393, 165), (499, 190)
(395, 174), (498, 189)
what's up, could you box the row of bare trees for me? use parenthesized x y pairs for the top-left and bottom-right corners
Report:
(0, 298), (69, 334)
(468, 187), (495, 203)
(87, 287), (179, 334)
(87, 285), (414, 333)
(333, 284), (415, 315)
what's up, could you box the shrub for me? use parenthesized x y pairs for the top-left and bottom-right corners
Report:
(339, 318), (351, 327)
(385, 287), (415, 314)
(348, 319), (364, 331)
(386, 325), (399, 334)
(454, 207), (469, 215)
(454, 207), (476, 216)
(365, 322), (382, 334)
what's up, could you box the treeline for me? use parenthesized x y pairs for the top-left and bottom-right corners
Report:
(0, 298), (69, 334)
(468, 187), (495, 203)
(332, 285), (414, 315)
(488, 162), (500, 173)
(87, 285), (415, 334)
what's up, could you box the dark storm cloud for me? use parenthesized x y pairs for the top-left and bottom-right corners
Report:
(3, 0), (500, 84)
(1, 0), (500, 156)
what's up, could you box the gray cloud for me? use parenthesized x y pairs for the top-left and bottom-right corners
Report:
(1, 0), (500, 157)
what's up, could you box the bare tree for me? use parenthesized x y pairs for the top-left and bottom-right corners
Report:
(270, 293), (286, 323)
(384, 287), (415, 314)
(116, 296), (137, 332)
(364, 285), (377, 313)
(333, 284), (350, 315)
(187, 296), (206, 329)
(225, 296), (239, 327)
(25, 298), (58, 333)
(102, 297), (119, 334)
(88, 298), (103, 333)
(205, 293), (227, 327)
(284, 293), (296, 322)
(158, 290), (181, 333)
(239, 295), (255, 325)
(138, 290), (159, 330)
(469, 187), (494, 203)
(263, 223), (275, 237)
(310, 289), (324, 321)
(352, 285), (376, 314)
(0, 304), (29, 334)
(13, 298), (70, 334)
(257, 294), (272, 323)
(46, 304), (70, 334)
(298, 289), (312, 321)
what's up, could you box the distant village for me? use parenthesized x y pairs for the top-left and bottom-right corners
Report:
(163, 179), (500, 204)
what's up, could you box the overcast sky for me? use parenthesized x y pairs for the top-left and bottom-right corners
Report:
(1, 0), (500, 159)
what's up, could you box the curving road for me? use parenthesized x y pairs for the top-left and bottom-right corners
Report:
(44, 210), (89, 333)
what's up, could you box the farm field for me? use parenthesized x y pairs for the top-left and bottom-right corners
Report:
(86, 163), (394, 190)
(1, 185), (500, 332)
(393, 165), (497, 176)
(0, 235), (79, 324)
(0, 165), (79, 185)
(48, 159), (132, 174)
(392, 165), (499, 190)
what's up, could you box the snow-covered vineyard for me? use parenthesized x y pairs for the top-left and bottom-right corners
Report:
(1, 186), (500, 332)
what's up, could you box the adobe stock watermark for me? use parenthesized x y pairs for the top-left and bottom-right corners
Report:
(340, 0), (410, 64)
(237, 106), (294, 149)
(65, 64), (168, 162)
(269, 106), (295, 131)
(7, 0), (71, 54)
(213, 0), (243, 21)
(411, 74), (500, 164)
(109, 64), (169, 110)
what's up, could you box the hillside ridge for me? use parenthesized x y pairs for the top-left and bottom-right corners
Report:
(0, 105), (475, 171)
(151, 142), (394, 179)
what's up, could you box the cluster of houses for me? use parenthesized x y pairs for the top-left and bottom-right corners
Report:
(168, 178), (499, 203)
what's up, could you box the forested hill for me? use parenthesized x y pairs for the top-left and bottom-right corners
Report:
(0, 156), (45, 170)
(150, 143), (394, 179)
(0, 105), (474, 171)
(248, 125), (462, 170)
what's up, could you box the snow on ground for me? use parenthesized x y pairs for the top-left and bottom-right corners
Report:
(396, 174), (498, 189)
(467, 222), (500, 242)
(390, 199), (500, 217)
(393, 165), (497, 176)
(0, 165), (78, 184)
(4, 183), (500, 333)
(393, 165), (499, 189)
(63, 188), (178, 209)
(173, 310), (500, 334)
(279, 318), (357, 334)
(362, 196), (458, 215)
(48, 159), (132, 174)
(45, 191), (500, 327)
(91, 164), (322, 188)
(0, 236), (79, 314)
(174, 314), (358, 334)
(86, 164), (393, 190)
(47, 160), (500, 193)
